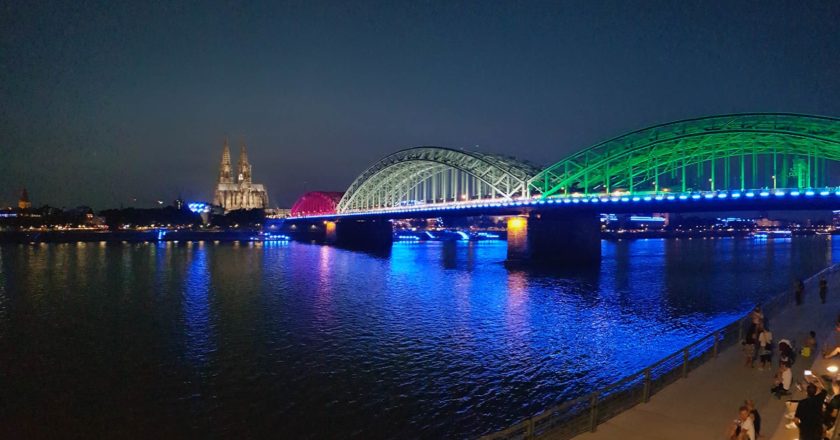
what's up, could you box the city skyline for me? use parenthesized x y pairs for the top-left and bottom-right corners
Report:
(2, 1), (840, 208)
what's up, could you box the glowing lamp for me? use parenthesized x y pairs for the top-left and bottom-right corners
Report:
(508, 217), (526, 230)
(828, 365), (839, 374)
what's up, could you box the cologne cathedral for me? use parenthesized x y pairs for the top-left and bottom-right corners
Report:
(212, 140), (269, 211)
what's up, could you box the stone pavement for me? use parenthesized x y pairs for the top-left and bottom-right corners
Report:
(570, 265), (840, 440)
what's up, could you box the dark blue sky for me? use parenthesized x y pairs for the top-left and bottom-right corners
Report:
(2, 0), (839, 208)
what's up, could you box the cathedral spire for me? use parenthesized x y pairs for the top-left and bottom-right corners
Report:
(237, 141), (252, 184)
(18, 187), (31, 210)
(218, 137), (233, 184)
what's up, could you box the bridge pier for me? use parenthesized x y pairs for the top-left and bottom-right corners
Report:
(283, 218), (392, 251)
(284, 220), (327, 242)
(507, 212), (601, 266)
(332, 218), (393, 250)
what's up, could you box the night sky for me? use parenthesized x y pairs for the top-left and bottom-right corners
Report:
(2, 1), (839, 209)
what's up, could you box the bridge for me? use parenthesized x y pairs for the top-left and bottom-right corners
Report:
(282, 113), (840, 264)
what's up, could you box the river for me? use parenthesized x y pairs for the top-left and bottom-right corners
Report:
(0, 236), (837, 438)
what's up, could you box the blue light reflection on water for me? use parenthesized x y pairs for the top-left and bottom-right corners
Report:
(0, 237), (838, 439)
(184, 243), (213, 366)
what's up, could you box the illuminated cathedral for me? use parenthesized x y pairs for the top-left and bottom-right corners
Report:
(212, 139), (269, 211)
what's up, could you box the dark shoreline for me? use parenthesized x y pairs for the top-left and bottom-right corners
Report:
(0, 229), (828, 244)
(0, 230), (260, 244)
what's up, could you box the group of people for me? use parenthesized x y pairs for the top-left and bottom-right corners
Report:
(741, 306), (775, 371)
(729, 277), (839, 440)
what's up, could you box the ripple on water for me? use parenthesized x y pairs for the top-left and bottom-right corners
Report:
(0, 237), (837, 438)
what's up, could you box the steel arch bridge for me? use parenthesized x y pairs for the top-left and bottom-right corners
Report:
(530, 113), (840, 197)
(316, 113), (840, 217)
(336, 147), (540, 213)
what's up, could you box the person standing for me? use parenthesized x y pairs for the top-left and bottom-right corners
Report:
(745, 399), (761, 439)
(823, 381), (840, 437)
(802, 331), (817, 359)
(820, 277), (828, 304)
(795, 383), (827, 440)
(728, 406), (756, 440)
(758, 325), (773, 370)
(796, 279), (805, 305)
(743, 326), (757, 368)
(751, 306), (764, 327)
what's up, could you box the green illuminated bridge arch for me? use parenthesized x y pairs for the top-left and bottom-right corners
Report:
(531, 113), (840, 197)
(334, 114), (840, 214)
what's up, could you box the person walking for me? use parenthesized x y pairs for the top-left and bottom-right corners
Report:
(794, 383), (827, 440)
(820, 277), (828, 304)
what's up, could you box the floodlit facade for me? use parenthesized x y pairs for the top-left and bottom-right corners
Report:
(212, 139), (269, 211)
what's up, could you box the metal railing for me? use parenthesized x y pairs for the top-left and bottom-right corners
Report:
(480, 264), (840, 440)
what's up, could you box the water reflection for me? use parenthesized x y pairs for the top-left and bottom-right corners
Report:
(184, 247), (213, 366)
(1, 237), (840, 439)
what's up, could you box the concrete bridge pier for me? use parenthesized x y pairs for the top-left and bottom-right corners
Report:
(284, 218), (393, 251)
(331, 218), (393, 250)
(506, 211), (601, 265)
(284, 220), (328, 242)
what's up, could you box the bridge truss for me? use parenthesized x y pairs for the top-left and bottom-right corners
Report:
(336, 147), (540, 213)
(530, 113), (840, 197)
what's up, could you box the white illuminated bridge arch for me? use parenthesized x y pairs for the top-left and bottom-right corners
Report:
(336, 147), (540, 213)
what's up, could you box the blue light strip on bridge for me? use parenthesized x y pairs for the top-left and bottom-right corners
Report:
(291, 188), (840, 220)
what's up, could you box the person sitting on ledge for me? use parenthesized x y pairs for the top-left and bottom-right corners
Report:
(771, 361), (792, 399)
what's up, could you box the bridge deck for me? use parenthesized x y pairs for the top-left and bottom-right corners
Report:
(569, 267), (840, 440)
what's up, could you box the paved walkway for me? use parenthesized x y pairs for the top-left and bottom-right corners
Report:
(570, 265), (840, 440)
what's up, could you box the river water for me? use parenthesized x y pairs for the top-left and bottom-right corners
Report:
(1, 237), (837, 438)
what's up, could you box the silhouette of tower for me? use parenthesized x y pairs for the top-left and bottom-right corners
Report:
(219, 138), (233, 184)
(237, 142), (252, 185)
(18, 187), (31, 210)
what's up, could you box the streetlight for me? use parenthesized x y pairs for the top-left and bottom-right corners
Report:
(772, 175), (777, 190)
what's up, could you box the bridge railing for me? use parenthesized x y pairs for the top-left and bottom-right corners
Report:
(480, 263), (840, 440)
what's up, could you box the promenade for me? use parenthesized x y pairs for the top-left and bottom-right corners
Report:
(571, 265), (840, 440)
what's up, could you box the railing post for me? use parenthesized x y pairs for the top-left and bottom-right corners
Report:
(642, 368), (651, 403)
(682, 348), (689, 378)
(713, 331), (720, 358)
(589, 393), (600, 433)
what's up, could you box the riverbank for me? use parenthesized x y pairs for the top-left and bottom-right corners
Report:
(569, 264), (840, 440)
(0, 230), (261, 243)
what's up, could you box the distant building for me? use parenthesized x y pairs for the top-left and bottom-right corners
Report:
(212, 139), (269, 211)
(18, 188), (31, 210)
(756, 217), (782, 228)
(265, 208), (291, 219)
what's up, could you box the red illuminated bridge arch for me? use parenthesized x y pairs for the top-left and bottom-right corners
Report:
(290, 192), (345, 217)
